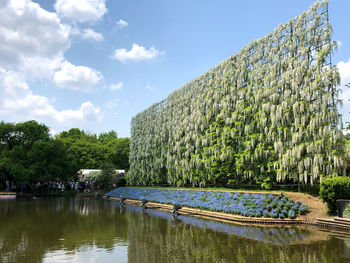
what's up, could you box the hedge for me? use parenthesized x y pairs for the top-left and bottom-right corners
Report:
(320, 177), (350, 214)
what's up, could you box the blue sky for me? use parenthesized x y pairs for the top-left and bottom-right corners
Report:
(1, 0), (350, 137)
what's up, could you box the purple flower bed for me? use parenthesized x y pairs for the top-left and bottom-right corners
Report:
(106, 188), (308, 219)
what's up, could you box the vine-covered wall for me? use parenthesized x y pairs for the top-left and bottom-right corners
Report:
(128, 0), (346, 188)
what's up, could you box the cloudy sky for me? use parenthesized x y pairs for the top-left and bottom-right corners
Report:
(1, 0), (350, 137)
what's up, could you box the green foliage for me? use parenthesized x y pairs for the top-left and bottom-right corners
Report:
(116, 177), (127, 187)
(57, 129), (130, 172)
(58, 129), (130, 180)
(128, 0), (345, 188)
(98, 130), (118, 144)
(97, 163), (116, 189)
(105, 137), (130, 169)
(320, 176), (350, 214)
(0, 121), (130, 187)
(57, 128), (97, 142)
(0, 120), (69, 186)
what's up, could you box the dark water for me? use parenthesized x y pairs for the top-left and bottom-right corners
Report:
(0, 198), (350, 263)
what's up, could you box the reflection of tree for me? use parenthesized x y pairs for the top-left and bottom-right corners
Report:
(0, 198), (128, 263)
(0, 199), (348, 263)
(126, 211), (346, 263)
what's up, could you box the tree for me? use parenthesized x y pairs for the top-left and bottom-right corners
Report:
(105, 138), (130, 169)
(56, 128), (97, 143)
(0, 121), (16, 151)
(56, 129), (130, 172)
(98, 130), (118, 144)
(27, 140), (70, 183)
(0, 120), (68, 188)
(97, 163), (116, 189)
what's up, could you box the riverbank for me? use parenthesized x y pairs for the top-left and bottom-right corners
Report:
(105, 187), (349, 232)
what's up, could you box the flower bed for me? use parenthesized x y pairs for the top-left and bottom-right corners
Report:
(106, 188), (308, 219)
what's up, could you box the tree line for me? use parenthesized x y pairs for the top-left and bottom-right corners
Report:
(0, 120), (129, 189)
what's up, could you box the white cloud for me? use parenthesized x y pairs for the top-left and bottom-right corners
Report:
(109, 82), (123, 90)
(57, 101), (102, 123)
(338, 60), (350, 82)
(106, 98), (120, 109)
(0, 0), (70, 76)
(146, 84), (155, 92)
(116, 19), (128, 28)
(337, 40), (343, 49)
(0, 1), (104, 126)
(54, 61), (103, 91)
(337, 60), (350, 125)
(49, 128), (57, 137)
(81, 28), (103, 41)
(0, 68), (103, 124)
(112, 43), (165, 63)
(338, 60), (350, 101)
(54, 0), (107, 23)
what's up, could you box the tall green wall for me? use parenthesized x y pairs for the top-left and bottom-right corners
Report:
(128, 0), (345, 188)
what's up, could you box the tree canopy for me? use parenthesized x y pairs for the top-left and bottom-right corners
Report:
(0, 120), (68, 186)
(0, 121), (129, 188)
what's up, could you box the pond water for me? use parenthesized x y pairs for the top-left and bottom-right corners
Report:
(0, 197), (349, 263)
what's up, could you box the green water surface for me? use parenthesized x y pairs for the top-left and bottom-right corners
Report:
(0, 197), (349, 263)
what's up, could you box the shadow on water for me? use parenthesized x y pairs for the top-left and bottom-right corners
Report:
(0, 197), (350, 263)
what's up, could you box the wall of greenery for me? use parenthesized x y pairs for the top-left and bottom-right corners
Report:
(128, 0), (346, 188)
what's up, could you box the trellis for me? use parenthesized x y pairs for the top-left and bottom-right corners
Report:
(128, 0), (346, 188)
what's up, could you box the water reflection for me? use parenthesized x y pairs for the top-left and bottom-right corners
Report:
(0, 198), (128, 263)
(0, 198), (349, 263)
(124, 205), (312, 245)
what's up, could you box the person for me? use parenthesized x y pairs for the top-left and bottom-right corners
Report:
(36, 182), (41, 194)
(79, 181), (85, 193)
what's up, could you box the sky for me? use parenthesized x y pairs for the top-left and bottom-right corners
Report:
(1, 0), (350, 137)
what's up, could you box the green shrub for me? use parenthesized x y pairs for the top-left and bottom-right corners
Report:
(320, 177), (350, 214)
(116, 177), (127, 188)
(98, 163), (116, 189)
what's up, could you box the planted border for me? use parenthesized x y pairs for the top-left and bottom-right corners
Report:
(106, 188), (308, 219)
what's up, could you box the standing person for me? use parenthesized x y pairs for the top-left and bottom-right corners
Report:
(79, 181), (85, 193)
(61, 183), (65, 192)
(52, 182), (56, 194)
(36, 182), (41, 194)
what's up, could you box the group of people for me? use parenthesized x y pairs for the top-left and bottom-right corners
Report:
(36, 180), (100, 193)
(3, 178), (112, 194)
(68, 180), (102, 193)
(34, 181), (65, 194)
(4, 180), (89, 194)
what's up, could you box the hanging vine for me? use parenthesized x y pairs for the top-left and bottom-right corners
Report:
(128, 0), (346, 188)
